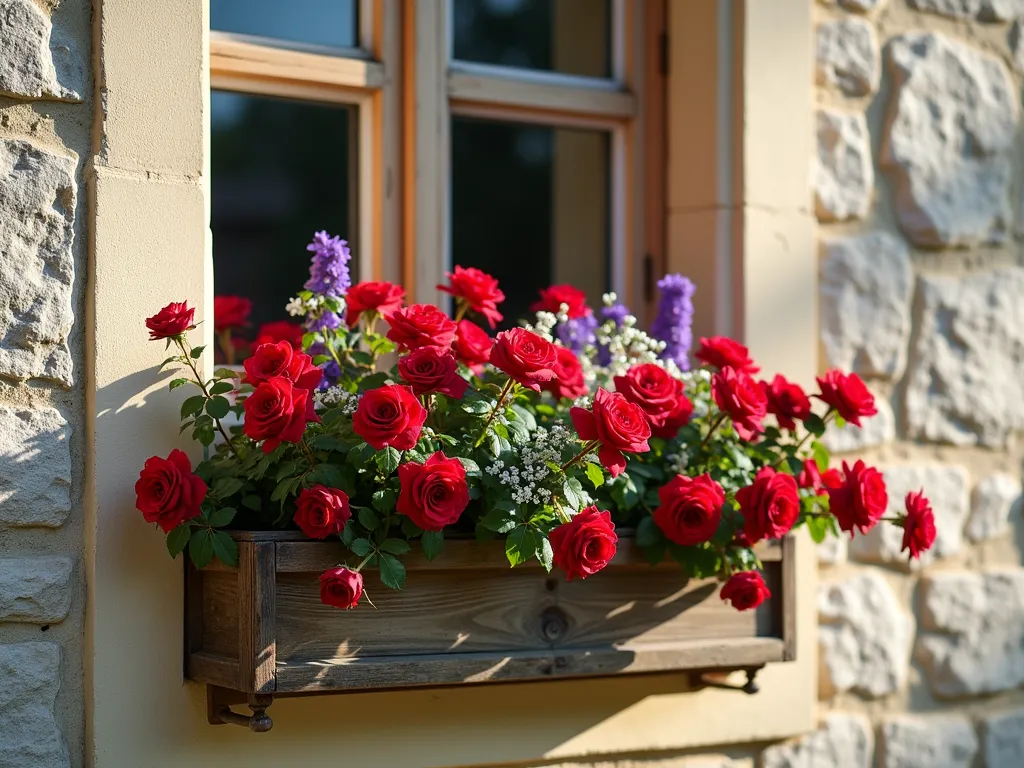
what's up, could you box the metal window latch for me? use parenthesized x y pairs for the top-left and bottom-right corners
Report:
(690, 667), (762, 695)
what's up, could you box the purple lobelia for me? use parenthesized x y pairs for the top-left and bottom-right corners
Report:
(649, 273), (695, 371)
(556, 312), (599, 354)
(304, 231), (352, 298)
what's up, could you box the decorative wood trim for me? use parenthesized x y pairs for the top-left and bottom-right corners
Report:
(237, 542), (277, 694)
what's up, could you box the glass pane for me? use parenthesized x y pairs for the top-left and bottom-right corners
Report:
(211, 91), (357, 338)
(453, 0), (611, 79)
(211, 0), (358, 49)
(451, 117), (610, 326)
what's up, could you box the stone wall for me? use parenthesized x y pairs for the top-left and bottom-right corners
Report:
(0, 0), (89, 766)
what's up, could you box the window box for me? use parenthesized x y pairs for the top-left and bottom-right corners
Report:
(186, 530), (795, 732)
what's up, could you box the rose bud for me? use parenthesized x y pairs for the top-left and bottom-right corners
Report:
(720, 571), (771, 611)
(145, 301), (195, 340)
(319, 567), (364, 610)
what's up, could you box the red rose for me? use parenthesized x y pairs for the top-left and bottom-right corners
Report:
(614, 363), (694, 439)
(134, 449), (207, 533)
(712, 367), (768, 440)
(735, 466), (800, 543)
(398, 347), (469, 399)
(345, 281), (406, 327)
(695, 336), (760, 373)
(490, 328), (558, 392)
(827, 459), (888, 535)
(816, 370), (877, 427)
(319, 567), (364, 610)
(352, 384), (427, 450)
(549, 505), (618, 580)
(243, 341), (323, 391)
(543, 345), (589, 400)
(146, 301), (195, 340)
(453, 320), (493, 370)
(214, 295), (252, 332)
(294, 485), (351, 540)
(797, 458), (843, 496)
(901, 489), (936, 560)
(762, 374), (811, 431)
(386, 304), (457, 351)
(720, 571), (771, 611)
(570, 388), (651, 478)
(254, 321), (304, 350)
(396, 452), (469, 531)
(243, 376), (319, 453)
(437, 265), (505, 329)
(653, 473), (726, 546)
(530, 284), (589, 319)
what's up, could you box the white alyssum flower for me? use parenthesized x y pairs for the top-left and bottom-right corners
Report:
(485, 424), (577, 506)
(314, 387), (360, 414)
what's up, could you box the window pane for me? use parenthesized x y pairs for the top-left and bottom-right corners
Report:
(451, 117), (610, 326)
(211, 0), (358, 49)
(453, 0), (611, 79)
(212, 91), (357, 334)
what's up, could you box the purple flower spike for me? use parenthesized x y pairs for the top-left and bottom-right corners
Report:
(650, 273), (695, 371)
(556, 312), (598, 354)
(304, 231), (352, 298)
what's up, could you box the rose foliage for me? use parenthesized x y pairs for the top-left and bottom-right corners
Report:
(136, 233), (937, 611)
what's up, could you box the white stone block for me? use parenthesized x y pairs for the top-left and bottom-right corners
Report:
(815, 110), (874, 222)
(0, 0), (83, 102)
(0, 643), (69, 768)
(816, 19), (880, 96)
(966, 473), (1021, 542)
(0, 557), (73, 622)
(0, 406), (71, 527)
(981, 709), (1024, 768)
(880, 715), (978, 768)
(761, 713), (873, 768)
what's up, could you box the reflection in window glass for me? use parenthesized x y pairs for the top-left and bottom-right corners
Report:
(451, 117), (610, 326)
(211, 0), (358, 49)
(453, 0), (611, 78)
(211, 91), (357, 333)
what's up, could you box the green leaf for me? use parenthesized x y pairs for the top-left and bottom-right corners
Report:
(804, 413), (826, 437)
(188, 529), (214, 569)
(340, 523), (355, 546)
(180, 395), (206, 420)
(211, 530), (239, 567)
(562, 476), (586, 511)
(210, 381), (234, 396)
(206, 396), (230, 419)
(160, 355), (181, 371)
(270, 478), (294, 503)
(635, 516), (664, 548)
(509, 404), (537, 430)
(214, 367), (238, 380)
(376, 447), (401, 476)
(505, 526), (540, 567)
(192, 422), (216, 447)
(371, 488), (397, 514)
(377, 552), (407, 590)
(207, 507), (237, 528)
(811, 440), (830, 472)
(807, 514), (830, 544)
(358, 507), (379, 531)
(212, 477), (244, 498)
(381, 538), (411, 555)
(306, 464), (346, 488)
(537, 536), (554, 573)
(479, 507), (517, 533)
(166, 524), (191, 559)
(457, 457), (481, 476)
(584, 462), (605, 489)
(179, 419), (194, 435)
(350, 537), (372, 557)
(401, 517), (422, 538)
(671, 544), (722, 580)
(421, 530), (443, 561)
(169, 378), (191, 391)
(241, 494), (262, 512)
(190, 345), (206, 360)
(786, 454), (804, 475)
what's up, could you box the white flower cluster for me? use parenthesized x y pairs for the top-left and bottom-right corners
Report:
(595, 294), (673, 379)
(286, 294), (346, 321)
(520, 308), (560, 342)
(485, 423), (577, 505)
(314, 386), (360, 413)
(679, 368), (713, 419)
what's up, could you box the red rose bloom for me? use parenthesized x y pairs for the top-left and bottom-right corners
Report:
(695, 336), (760, 373)
(816, 370), (877, 427)
(797, 458), (843, 496)
(319, 567), (364, 610)
(653, 473), (726, 546)
(437, 265), (505, 329)
(134, 449), (207, 533)
(386, 304), (457, 351)
(549, 506), (618, 580)
(827, 459), (888, 535)
(398, 347), (469, 399)
(762, 374), (811, 431)
(490, 328), (558, 392)
(145, 301), (195, 340)
(243, 341), (323, 391)
(720, 571), (771, 611)
(735, 466), (800, 543)
(543, 345), (589, 400)
(294, 485), (351, 540)
(396, 452), (470, 531)
(352, 384), (427, 450)
(214, 295), (252, 332)
(570, 388), (651, 478)
(614, 363), (693, 439)
(345, 280), (406, 327)
(453, 320), (493, 370)
(530, 284), (590, 319)
(254, 321), (304, 350)
(712, 367), (768, 440)
(901, 489), (937, 560)
(243, 376), (319, 453)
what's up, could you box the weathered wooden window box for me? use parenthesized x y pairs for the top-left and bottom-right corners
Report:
(186, 531), (796, 731)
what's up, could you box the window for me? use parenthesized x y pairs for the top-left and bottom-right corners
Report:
(209, 0), (664, 332)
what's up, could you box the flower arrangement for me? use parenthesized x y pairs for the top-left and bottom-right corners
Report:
(137, 232), (937, 613)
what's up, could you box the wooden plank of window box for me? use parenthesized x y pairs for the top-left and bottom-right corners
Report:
(274, 637), (786, 693)
(187, 651), (240, 690)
